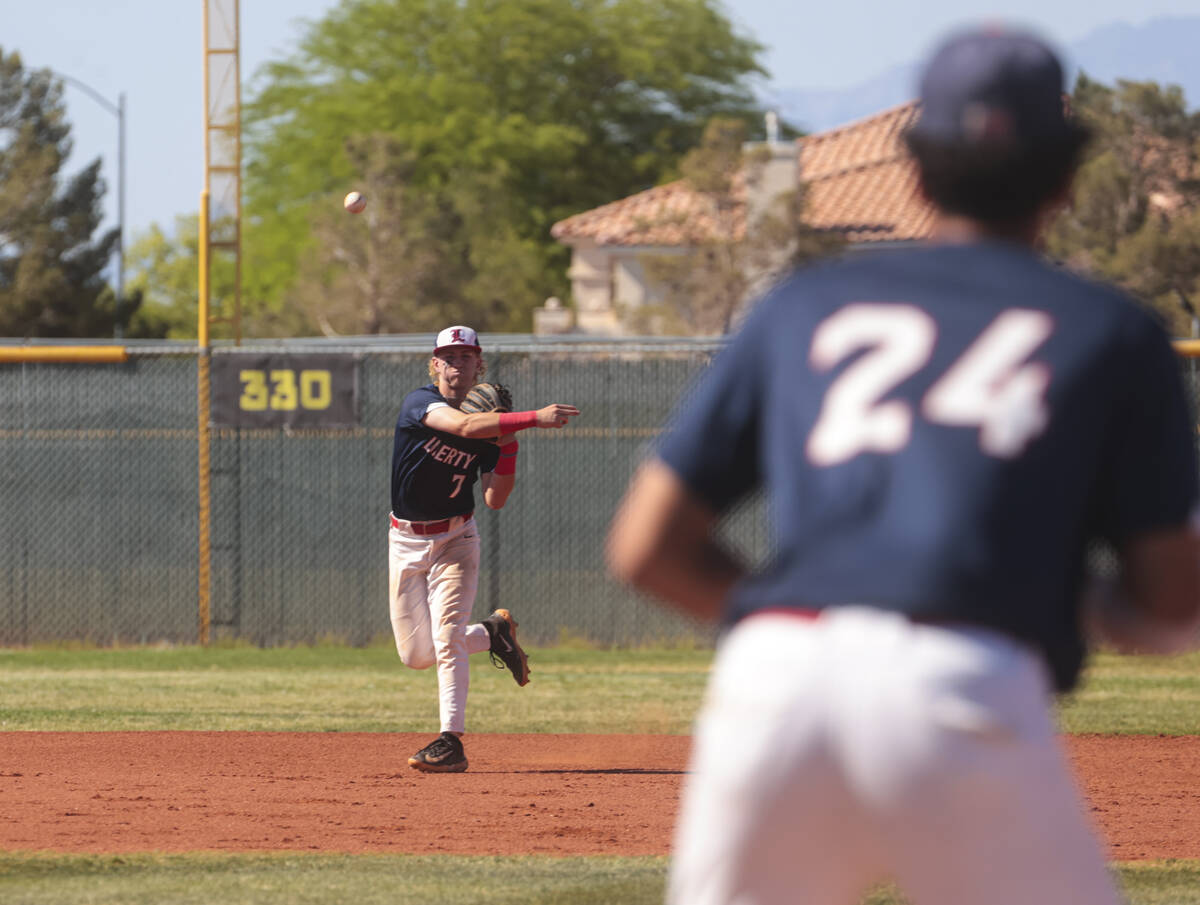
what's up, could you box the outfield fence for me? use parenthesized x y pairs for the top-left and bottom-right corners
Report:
(0, 336), (766, 648)
(2, 336), (1195, 648)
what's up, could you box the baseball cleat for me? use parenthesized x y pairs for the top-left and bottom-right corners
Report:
(408, 731), (468, 773)
(483, 608), (530, 686)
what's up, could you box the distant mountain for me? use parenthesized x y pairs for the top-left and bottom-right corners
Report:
(768, 16), (1200, 135)
(764, 62), (917, 135)
(1068, 17), (1200, 100)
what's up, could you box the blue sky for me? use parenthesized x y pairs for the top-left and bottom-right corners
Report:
(5, 0), (1198, 242)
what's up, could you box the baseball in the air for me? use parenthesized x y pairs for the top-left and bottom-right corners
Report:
(344, 191), (367, 214)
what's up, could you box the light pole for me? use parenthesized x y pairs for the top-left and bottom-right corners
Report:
(52, 72), (126, 339)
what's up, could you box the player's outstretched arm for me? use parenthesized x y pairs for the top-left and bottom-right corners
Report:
(424, 404), (580, 439)
(1083, 526), (1200, 654)
(505, 404), (580, 431)
(607, 458), (744, 623)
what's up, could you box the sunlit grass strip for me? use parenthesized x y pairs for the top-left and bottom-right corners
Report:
(862, 861), (1200, 904)
(0, 853), (1196, 905)
(0, 853), (667, 905)
(2, 646), (1199, 735)
(0, 647), (713, 734)
(1057, 650), (1200, 734)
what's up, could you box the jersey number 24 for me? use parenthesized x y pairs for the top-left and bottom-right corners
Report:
(806, 304), (1053, 466)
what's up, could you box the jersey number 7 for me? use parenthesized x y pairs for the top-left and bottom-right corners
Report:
(806, 304), (1053, 466)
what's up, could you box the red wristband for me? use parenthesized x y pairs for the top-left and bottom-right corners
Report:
(494, 448), (518, 475)
(498, 411), (538, 432)
(499, 441), (519, 456)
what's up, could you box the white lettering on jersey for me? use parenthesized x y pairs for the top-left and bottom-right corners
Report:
(421, 437), (478, 470)
(807, 304), (937, 466)
(922, 309), (1053, 458)
(806, 304), (1054, 466)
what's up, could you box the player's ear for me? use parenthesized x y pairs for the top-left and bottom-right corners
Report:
(912, 163), (935, 205)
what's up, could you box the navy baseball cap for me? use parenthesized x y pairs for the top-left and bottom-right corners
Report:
(908, 27), (1073, 146)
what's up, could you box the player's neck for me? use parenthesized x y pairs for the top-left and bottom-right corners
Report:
(929, 212), (1042, 248)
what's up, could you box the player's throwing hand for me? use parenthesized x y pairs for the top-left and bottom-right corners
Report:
(537, 404), (580, 428)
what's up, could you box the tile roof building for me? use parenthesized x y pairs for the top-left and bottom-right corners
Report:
(800, 102), (934, 243)
(546, 102), (935, 334)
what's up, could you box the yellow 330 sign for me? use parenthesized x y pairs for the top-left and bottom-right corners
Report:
(211, 354), (359, 427)
(237, 368), (334, 412)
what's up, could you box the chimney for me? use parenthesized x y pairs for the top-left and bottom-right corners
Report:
(742, 110), (797, 225)
(766, 110), (780, 146)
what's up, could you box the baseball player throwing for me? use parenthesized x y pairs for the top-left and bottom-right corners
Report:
(390, 325), (579, 772)
(608, 27), (1200, 905)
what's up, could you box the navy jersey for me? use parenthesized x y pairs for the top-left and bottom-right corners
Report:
(658, 242), (1199, 690)
(391, 385), (501, 521)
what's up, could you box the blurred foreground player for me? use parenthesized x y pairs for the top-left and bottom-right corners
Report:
(608, 27), (1200, 905)
(390, 325), (579, 772)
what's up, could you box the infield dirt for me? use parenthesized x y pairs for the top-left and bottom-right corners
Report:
(1, 732), (1197, 859)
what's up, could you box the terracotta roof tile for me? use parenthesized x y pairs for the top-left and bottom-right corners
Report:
(550, 178), (745, 247)
(550, 101), (934, 247)
(799, 102), (935, 242)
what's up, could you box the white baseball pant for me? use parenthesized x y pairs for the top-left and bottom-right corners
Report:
(388, 514), (492, 734)
(668, 607), (1123, 905)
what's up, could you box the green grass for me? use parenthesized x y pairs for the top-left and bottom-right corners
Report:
(0, 854), (1195, 905)
(0, 853), (668, 905)
(1116, 860), (1200, 904)
(3, 644), (1200, 735)
(1058, 650), (1200, 734)
(2, 643), (1198, 904)
(857, 863), (1200, 904)
(0, 644), (711, 733)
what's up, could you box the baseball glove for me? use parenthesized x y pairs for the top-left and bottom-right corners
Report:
(460, 382), (513, 414)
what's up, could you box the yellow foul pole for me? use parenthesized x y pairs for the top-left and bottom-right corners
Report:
(198, 0), (242, 644)
(197, 0), (213, 646)
(198, 189), (212, 646)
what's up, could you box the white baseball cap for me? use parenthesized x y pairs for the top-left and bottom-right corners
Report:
(434, 325), (481, 353)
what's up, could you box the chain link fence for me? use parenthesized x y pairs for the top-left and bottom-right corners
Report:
(1, 351), (198, 645)
(2, 338), (1196, 648)
(0, 338), (756, 648)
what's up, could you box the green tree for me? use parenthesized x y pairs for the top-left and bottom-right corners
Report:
(640, 118), (844, 335)
(277, 135), (461, 336)
(1047, 74), (1200, 334)
(0, 50), (132, 337)
(241, 0), (767, 334)
(123, 216), (207, 339)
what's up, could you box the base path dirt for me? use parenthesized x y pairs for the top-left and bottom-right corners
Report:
(2, 732), (1198, 859)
